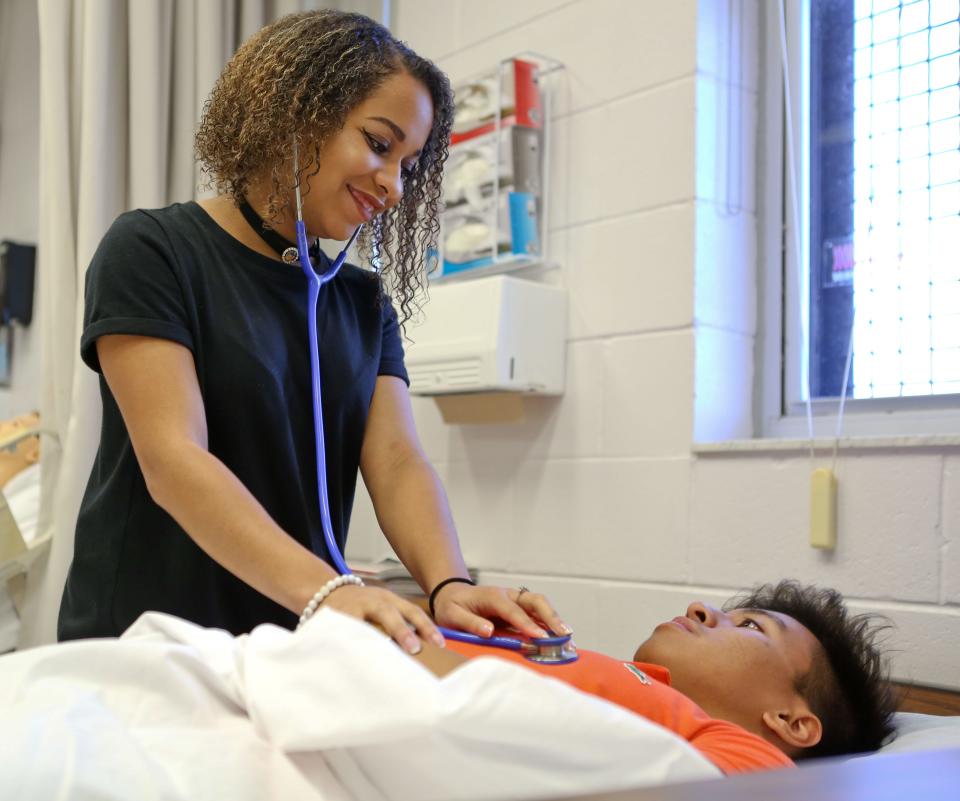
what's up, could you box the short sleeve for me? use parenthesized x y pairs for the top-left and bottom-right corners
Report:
(80, 211), (194, 373)
(378, 298), (409, 386)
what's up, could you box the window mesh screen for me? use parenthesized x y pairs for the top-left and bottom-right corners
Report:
(811, 0), (960, 399)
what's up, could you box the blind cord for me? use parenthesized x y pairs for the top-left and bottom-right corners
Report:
(777, 0), (817, 468)
(777, 0), (855, 472)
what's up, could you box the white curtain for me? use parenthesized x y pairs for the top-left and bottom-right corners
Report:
(17, 0), (356, 648)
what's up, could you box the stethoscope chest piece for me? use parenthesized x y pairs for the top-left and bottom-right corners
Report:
(524, 633), (578, 665)
(439, 627), (580, 665)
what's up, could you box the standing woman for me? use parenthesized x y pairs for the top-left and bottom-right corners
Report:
(58, 11), (568, 653)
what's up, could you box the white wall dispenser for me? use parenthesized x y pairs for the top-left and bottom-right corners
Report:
(405, 275), (567, 423)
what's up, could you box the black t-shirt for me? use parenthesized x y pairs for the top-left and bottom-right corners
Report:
(58, 202), (408, 640)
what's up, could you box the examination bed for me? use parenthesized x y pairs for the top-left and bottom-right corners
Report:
(1, 608), (958, 801)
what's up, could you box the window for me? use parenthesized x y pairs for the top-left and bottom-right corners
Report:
(810, 0), (960, 402)
(770, 0), (960, 437)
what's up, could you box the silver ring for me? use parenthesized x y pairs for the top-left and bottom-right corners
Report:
(516, 585), (529, 601)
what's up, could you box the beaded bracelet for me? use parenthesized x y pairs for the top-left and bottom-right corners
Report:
(428, 576), (476, 618)
(297, 574), (365, 630)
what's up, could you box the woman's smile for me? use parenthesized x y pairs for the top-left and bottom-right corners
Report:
(347, 185), (384, 223)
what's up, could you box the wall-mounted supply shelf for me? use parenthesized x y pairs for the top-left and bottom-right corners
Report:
(432, 54), (563, 283)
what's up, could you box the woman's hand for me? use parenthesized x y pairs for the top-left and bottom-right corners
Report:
(320, 583), (444, 654)
(432, 582), (572, 640)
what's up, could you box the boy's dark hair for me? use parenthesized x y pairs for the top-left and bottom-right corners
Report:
(725, 580), (897, 759)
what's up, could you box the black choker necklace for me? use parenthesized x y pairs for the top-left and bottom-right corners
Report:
(237, 199), (321, 264)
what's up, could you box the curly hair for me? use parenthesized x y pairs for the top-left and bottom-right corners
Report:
(195, 10), (453, 327)
(725, 580), (897, 759)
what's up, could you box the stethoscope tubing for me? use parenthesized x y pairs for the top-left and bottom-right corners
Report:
(440, 628), (528, 651)
(295, 203), (574, 662)
(297, 218), (357, 575)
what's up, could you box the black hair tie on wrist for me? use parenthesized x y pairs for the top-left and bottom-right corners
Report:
(428, 577), (476, 618)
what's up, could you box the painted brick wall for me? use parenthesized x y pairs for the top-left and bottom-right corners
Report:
(345, 0), (960, 690)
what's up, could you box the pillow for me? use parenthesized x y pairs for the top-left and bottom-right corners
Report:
(877, 712), (960, 755)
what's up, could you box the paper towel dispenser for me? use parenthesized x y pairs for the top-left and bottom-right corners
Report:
(406, 275), (566, 396)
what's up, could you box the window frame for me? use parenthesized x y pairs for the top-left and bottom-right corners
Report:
(758, 0), (960, 440)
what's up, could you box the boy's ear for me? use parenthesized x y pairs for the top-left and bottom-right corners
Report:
(761, 705), (823, 752)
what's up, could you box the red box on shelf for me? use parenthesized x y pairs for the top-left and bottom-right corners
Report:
(450, 58), (543, 146)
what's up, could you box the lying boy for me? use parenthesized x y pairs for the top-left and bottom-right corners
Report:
(412, 580), (896, 774)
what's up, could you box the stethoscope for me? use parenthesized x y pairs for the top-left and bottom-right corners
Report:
(290, 143), (576, 666)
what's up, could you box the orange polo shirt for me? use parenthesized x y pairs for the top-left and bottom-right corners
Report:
(445, 639), (795, 775)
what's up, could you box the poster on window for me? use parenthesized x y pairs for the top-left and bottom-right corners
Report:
(821, 237), (855, 288)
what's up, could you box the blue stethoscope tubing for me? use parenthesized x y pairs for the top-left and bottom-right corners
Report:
(292, 149), (574, 663)
(296, 215), (355, 575)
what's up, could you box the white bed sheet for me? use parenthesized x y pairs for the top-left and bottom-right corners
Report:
(0, 462), (42, 653)
(0, 609), (720, 801)
(5, 462), (41, 545)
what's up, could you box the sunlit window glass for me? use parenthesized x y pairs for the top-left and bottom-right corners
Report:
(810, 0), (960, 399)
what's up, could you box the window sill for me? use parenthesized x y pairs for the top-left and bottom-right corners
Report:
(694, 434), (960, 456)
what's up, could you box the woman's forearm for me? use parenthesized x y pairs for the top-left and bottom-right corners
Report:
(368, 453), (469, 594)
(145, 440), (338, 615)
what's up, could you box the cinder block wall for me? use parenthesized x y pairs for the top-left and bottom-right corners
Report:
(346, 0), (960, 689)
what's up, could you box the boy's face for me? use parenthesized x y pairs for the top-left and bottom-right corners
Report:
(633, 602), (819, 736)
